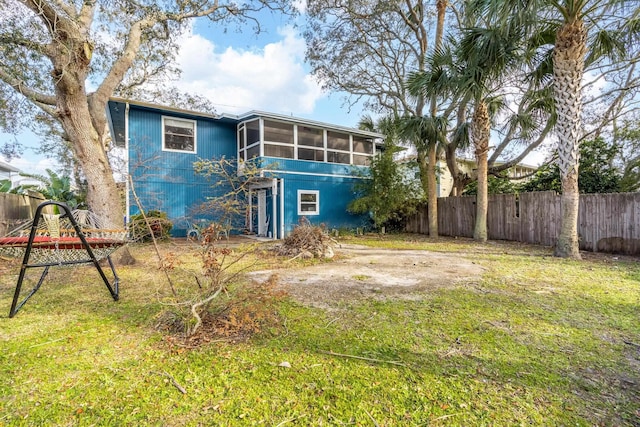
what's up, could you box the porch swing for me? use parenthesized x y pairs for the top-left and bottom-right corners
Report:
(0, 201), (128, 317)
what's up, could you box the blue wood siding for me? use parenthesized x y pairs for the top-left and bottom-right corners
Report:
(254, 157), (370, 234)
(278, 173), (369, 235)
(127, 107), (237, 236)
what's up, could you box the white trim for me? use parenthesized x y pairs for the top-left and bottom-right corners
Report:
(161, 116), (197, 153)
(125, 102), (130, 225)
(259, 118), (264, 157)
(279, 179), (285, 239)
(349, 135), (354, 165)
(271, 178), (278, 239)
(261, 169), (367, 180)
(297, 190), (320, 216)
(293, 126), (298, 160)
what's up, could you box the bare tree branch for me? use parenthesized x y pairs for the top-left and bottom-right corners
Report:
(0, 66), (57, 106)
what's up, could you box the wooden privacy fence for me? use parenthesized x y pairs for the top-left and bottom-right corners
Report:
(405, 191), (640, 255)
(0, 193), (45, 236)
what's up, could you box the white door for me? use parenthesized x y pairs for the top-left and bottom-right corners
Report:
(257, 190), (267, 236)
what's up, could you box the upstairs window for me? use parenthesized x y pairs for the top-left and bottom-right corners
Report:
(163, 117), (196, 153)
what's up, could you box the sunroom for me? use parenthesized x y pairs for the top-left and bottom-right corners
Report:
(236, 115), (377, 165)
(235, 113), (382, 240)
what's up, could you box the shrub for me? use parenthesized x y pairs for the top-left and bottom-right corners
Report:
(129, 210), (173, 242)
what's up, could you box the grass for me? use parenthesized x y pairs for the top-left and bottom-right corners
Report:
(0, 235), (638, 426)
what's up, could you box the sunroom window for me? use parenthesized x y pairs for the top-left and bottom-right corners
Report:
(298, 147), (324, 161)
(327, 151), (350, 164)
(353, 136), (374, 154)
(264, 120), (294, 144)
(264, 144), (294, 158)
(163, 117), (196, 152)
(327, 131), (350, 151)
(298, 126), (324, 147)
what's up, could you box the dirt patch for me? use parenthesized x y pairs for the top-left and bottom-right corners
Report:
(248, 244), (485, 309)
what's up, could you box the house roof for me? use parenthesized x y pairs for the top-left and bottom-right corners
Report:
(107, 98), (384, 147)
(0, 160), (20, 173)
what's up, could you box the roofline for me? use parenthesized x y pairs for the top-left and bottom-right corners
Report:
(231, 110), (384, 139)
(109, 97), (384, 139)
(110, 97), (219, 120)
(0, 160), (20, 173)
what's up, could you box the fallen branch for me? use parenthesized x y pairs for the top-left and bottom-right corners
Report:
(28, 337), (67, 348)
(153, 371), (187, 394)
(318, 350), (406, 367)
(623, 340), (640, 349)
(432, 413), (461, 422)
(364, 408), (380, 426)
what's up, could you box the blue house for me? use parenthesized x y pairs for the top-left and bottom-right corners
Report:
(107, 99), (382, 239)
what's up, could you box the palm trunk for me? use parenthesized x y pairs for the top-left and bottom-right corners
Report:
(427, 144), (438, 237)
(553, 19), (587, 259)
(471, 101), (490, 242)
(421, 0), (448, 238)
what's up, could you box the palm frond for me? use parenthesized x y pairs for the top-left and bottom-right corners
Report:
(586, 29), (627, 65)
(451, 121), (471, 151)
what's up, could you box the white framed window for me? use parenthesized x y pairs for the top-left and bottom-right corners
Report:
(162, 116), (196, 153)
(297, 190), (320, 215)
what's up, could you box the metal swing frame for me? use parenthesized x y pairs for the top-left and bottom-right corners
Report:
(7, 201), (120, 318)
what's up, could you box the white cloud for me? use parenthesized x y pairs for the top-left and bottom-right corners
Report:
(175, 26), (324, 115)
(1, 154), (58, 177)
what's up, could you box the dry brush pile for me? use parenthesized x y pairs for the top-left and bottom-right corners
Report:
(274, 220), (336, 259)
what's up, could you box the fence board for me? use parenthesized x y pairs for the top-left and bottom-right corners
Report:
(405, 191), (640, 255)
(0, 193), (45, 236)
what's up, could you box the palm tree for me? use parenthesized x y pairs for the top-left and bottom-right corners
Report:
(461, 26), (524, 241)
(400, 114), (448, 237)
(470, 0), (639, 257)
(13, 169), (86, 209)
(409, 22), (522, 242)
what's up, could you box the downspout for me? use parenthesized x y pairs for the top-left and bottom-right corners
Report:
(248, 189), (253, 233)
(125, 102), (130, 226)
(271, 178), (277, 240)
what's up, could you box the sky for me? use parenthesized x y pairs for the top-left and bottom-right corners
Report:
(1, 11), (370, 175)
(1, 6), (550, 175)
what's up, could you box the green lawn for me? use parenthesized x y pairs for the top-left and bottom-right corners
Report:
(1, 235), (638, 426)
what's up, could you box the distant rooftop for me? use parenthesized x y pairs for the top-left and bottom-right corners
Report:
(0, 160), (20, 174)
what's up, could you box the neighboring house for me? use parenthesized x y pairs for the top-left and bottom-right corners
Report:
(0, 160), (20, 188)
(401, 156), (538, 197)
(107, 99), (383, 239)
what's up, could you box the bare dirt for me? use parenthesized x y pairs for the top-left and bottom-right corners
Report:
(248, 244), (486, 309)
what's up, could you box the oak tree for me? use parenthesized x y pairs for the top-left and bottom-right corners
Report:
(0, 0), (292, 229)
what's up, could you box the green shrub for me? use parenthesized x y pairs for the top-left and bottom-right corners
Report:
(129, 210), (173, 242)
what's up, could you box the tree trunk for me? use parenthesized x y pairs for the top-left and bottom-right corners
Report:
(553, 19), (587, 259)
(471, 101), (490, 242)
(56, 92), (123, 231)
(427, 144), (438, 237)
(417, 148), (430, 198)
(421, 0), (447, 238)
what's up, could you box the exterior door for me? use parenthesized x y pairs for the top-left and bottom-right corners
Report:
(257, 190), (267, 236)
